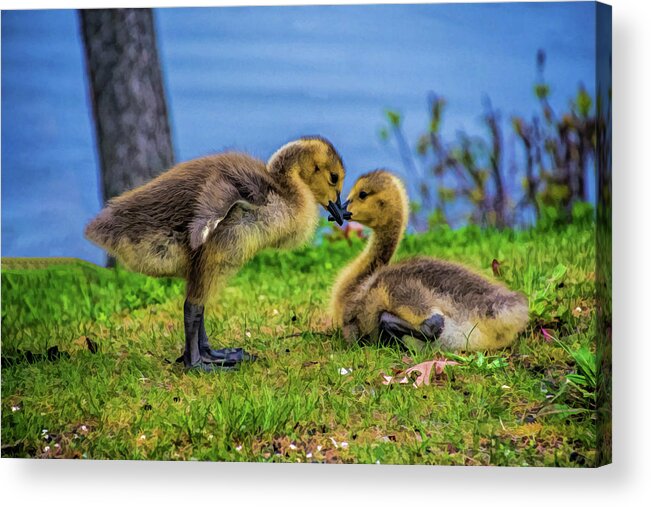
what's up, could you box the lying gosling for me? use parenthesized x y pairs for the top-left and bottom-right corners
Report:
(86, 137), (346, 371)
(330, 170), (529, 351)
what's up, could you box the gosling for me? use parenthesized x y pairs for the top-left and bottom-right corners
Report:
(330, 170), (529, 351)
(86, 137), (346, 371)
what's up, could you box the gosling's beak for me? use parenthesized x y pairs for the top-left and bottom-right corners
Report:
(326, 191), (353, 226)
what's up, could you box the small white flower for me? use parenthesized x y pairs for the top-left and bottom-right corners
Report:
(208, 434), (214, 440)
(80, 425), (88, 432)
(41, 429), (48, 434)
(236, 445), (242, 452)
(339, 367), (352, 375)
(54, 443), (60, 448)
(375, 460), (381, 465)
(316, 445), (322, 452)
(245, 331), (252, 338)
(272, 309), (279, 316)
(139, 435), (146, 440)
(289, 444), (297, 450)
(306, 452), (313, 458)
(575, 307), (582, 313)
(44, 446), (50, 452)
(11, 406), (20, 412)
(501, 385), (511, 389)
(341, 442), (349, 449)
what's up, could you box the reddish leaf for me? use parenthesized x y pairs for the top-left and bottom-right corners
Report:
(492, 259), (502, 277)
(541, 327), (554, 343)
(382, 358), (459, 388)
(344, 222), (365, 240)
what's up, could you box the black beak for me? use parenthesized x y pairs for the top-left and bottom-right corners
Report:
(326, 191), (353, 226)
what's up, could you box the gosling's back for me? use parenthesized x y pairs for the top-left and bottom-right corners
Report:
(84, 152), (275, 277)
(373, 257), (526, 318)
(356, 257), (529, 350)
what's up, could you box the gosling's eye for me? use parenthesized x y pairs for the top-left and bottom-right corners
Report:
(358, 191), (368, 200)
(330, 173), (339, 184)
(314, 165), (320, 173)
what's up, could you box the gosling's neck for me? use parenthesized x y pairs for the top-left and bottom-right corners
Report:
(265, 158), (318, 246)
(358, 221), (403, 277)
(332, 219), (405, 323)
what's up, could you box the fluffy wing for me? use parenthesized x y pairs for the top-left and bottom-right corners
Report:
(188, 163), (272, 250)
(189, 189), (257, 250)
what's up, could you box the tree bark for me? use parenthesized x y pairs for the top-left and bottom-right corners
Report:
(79, 8), (174, 204)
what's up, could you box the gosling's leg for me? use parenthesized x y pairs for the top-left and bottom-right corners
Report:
(378, 311), (420, 346)
(184, 255), (256, 369)
(183, 299), (238, 371)
(198, 314), (257, 363)
(379, 311), (445, 342)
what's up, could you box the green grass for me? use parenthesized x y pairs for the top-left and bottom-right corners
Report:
(1, 222), (597, 466)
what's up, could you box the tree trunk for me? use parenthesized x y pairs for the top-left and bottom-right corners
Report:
(79, 8), (174, 204)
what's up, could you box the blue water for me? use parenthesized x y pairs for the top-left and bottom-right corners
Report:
(1, 3), (597, 264)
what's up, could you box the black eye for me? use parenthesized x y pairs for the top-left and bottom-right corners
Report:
(330, 173), (339, 184)
(314, 165), (320, 173)
(358, 191), (368, 200)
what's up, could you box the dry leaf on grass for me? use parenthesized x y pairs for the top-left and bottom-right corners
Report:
(382, 358), (459, 387)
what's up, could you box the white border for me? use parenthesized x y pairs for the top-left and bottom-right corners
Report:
(2, 0), (650, 505)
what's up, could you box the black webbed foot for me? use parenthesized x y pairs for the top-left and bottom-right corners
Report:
(199, 346), (257, 363)
(181, 298), (257, 373)
(199, 316), (257, 363)
(420, 314), (445, 341)
(185, 358), (239, 372)
(175, 354), (240, 371)
(378, 311), (420, 346)
(379, 311), (418, 337)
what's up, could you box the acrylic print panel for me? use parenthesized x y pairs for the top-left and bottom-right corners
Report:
(1, 2), (612, 466)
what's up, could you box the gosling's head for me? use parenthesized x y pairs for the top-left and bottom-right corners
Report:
(345, 170), (409, 230)
(267, 136), (345, 209)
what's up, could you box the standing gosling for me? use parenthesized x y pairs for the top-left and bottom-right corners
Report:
(86, 137), (346, 371)
(330, 170), (529, 351)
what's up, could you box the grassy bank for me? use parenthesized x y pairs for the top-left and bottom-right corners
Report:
(1, 222), (597, 465)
